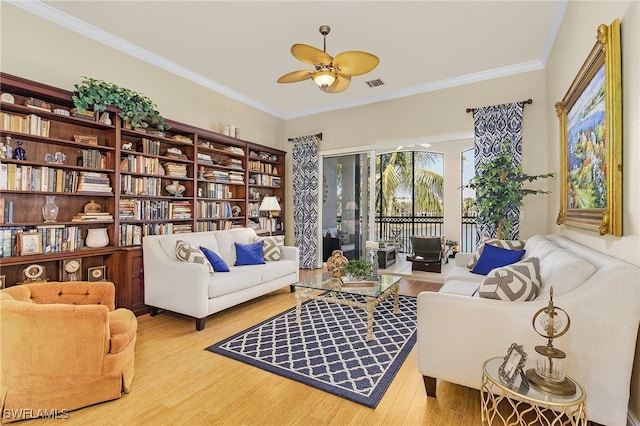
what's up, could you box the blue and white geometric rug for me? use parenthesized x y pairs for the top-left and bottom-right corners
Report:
(205, 293), (417, 408)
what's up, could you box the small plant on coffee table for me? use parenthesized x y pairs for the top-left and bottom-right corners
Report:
(340, 257), (373, 280)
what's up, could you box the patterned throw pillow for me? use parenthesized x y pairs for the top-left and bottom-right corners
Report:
(255, 235), (284, 261)
(467, 238), (526, 269)
(479, 257), (541, 301)
(175, 240), (213, 275)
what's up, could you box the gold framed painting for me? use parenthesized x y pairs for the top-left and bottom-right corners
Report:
(555, 19), (622, 236)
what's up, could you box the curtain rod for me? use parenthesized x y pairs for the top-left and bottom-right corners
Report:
(466, 98), (532, 113)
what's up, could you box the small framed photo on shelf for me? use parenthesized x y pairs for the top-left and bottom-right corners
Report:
(498, 343), (528, 389)
(87, 265), (107, 282)
(19, 233), (42, 256)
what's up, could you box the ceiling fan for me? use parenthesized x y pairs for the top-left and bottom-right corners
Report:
(277, 25), (379, 93)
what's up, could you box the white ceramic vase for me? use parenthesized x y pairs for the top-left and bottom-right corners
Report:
(86, 228), (109, 248)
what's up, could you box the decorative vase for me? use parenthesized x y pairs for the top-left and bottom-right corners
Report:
(85, 228), (109, 248)
(42, 195), (59, 222)
(165, 180), (186, 197)
(327, 249), (348, 278)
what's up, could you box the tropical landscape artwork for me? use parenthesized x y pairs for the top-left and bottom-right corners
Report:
(566, 64), (606, 209)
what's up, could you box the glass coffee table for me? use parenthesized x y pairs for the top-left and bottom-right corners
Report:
(292, 274), (402, 341)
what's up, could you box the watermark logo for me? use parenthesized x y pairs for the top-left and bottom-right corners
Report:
(3, 408), (69, 420)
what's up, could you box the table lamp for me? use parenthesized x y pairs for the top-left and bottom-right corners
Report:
(259, 196), (281, 236)
(525, 287), (576, 395)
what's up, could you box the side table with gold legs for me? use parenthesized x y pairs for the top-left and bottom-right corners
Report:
(481, 357), (587, 426)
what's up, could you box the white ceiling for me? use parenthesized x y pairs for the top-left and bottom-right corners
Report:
(15, 1), (566, 120)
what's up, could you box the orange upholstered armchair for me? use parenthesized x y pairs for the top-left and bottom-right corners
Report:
(0, 281), (137, 423)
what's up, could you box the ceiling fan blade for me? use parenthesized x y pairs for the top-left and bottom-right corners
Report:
(333, 51), (380, 76)
(291, 43), (333, 66)
(321, 74), (351, 93)
(277, 70), (313, 83)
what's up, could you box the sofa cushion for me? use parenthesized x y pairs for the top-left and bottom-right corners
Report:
(479, 257), (541, 301)
(200, 246), (230, 272)
(208, 269), (262, 298)
(524, 235), (560, 261)
(470, 243), (525, 275)
(538, 249), (596, 297)
(175, 240), (213, 275)
(439, 280), (480, 296)
(235, 241), (265, 266)
(255, 235), (284, 261)
(240, 259), (298, 283)
(213, 228), (258, 266)
(467, 238), (526, 268)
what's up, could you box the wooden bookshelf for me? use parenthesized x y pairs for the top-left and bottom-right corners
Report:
(0, 73), (286, 314)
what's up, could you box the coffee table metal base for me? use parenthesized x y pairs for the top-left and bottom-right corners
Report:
(295, 283), (400, 341)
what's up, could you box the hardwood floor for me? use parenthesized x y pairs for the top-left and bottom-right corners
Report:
(29, 269), (482, 426)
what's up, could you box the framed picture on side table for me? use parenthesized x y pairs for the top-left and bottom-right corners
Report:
(498, 343), (528, 389)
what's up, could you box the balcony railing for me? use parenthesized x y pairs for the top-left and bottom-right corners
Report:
(334, 214), (478, 254)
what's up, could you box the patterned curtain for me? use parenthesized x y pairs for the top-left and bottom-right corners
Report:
(289, 133), (321, 269)
(473, 102), (524, 241)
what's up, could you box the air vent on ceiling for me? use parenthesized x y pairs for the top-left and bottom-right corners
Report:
(365, 79), (384, 88)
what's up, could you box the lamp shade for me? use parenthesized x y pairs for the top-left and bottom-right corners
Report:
(259, 196), (281, 212)
(313, 70), (336, 88)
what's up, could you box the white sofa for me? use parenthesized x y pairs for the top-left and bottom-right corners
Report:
(143, 228), (299, 331)
(417, 234), (640, 426)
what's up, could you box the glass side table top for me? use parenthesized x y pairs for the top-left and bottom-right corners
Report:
(483, 357), (585, 405)
(292, 274), (402, 298)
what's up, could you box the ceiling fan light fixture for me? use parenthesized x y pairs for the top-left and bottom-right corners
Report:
(313, 70), (337, 88)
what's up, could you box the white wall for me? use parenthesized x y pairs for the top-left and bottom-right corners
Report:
(545, 1), (640, 420)
(0, 4), (284, 149)
(284, 70), (551, 244)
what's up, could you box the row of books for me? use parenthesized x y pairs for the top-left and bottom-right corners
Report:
(120, 175), (162, 196)
(120, 155), (162, 175)
(72, 212), (114, 222)
(164, 162), (187, 178)
(119, 199), (191, 221)
(249, 173), (281, 187)
(118, 222), (192, 246)
(0, 199), (13, 223)
(196, 201), (234, 219)
(0, 225), (83, 257)
(196, 219), (240, 232)
(202, 170), (244, 184)
(0, 164), (112, 193)
(0, 112), (50, 137)
(79, 149), (107, 169)
(248, 160), (278, 175)
(141, 138), (161, 156)
(225, 146), (245, 156)
(226, 158), (243, 169)
(198, 182), (233, 199)
(169, 201), (192, 219)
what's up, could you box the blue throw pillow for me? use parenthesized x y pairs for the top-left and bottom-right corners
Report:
(235, 241), (265, 266)
(199, 246), (230, 272)
(470, 243), (525, 275)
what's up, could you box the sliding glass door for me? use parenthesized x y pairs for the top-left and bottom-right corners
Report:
(321, 153), (372, 261)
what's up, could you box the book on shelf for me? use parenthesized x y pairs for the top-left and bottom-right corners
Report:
(72, 212), (114, 222)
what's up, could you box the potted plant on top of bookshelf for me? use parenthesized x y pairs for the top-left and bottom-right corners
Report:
(462, 141), (554, 239)
(72, 77), (169, 130)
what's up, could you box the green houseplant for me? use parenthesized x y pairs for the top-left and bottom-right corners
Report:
(340, 257), (374, 280)
(462, 142), (554, 239)
(72, 77), (168, 130)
